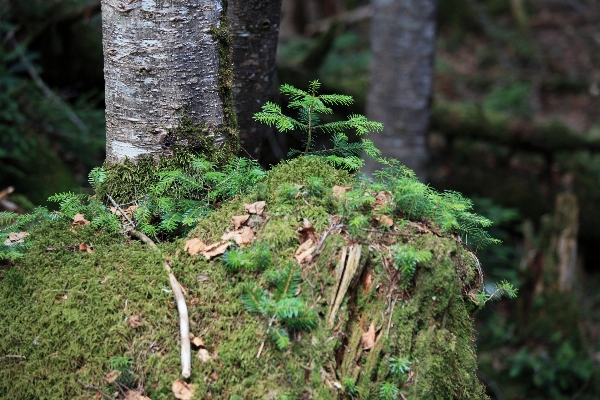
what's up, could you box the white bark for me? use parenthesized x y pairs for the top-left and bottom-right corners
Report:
(102, 0), (226, 163)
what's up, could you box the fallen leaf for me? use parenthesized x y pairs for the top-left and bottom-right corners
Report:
(184, 238), (206, 256)
(409, 221), (431, 233)
(128, 315), (142, 329)
(72, 214), (90, 227)
(111, 205), (137, 223)
(172, 379), (195, 400)
(3, 231), (29, 246)
(297, 218), (318, 244)
(197, 348), (211, 363)
(105, 369), (121, 384)
(361, 322), (376, 350)
(374, 191), (393, 208)
(244, 201), (266, 215)
(191, 336), (205, 347)
(221, 226), (254, 245)
(94, 393), (102, 399)
(231, 214), (250, 229)
(362, 269), (374, 292)
(197, 274), (209, 283)
(79, 243), (93, 253)
(209, 371), (219, 382)
(125, 390), (151, 400)
(376, 215), (394, 228)
(295, 238), (316, 264)
(201, 241), (230, 260)
(332, 185), (352, 198)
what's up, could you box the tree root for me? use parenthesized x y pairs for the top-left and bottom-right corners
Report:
(129, 230), (191, 378)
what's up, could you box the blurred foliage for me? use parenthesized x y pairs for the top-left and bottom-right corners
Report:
(0, 1), (105, 206)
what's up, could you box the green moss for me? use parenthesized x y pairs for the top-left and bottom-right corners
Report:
(1, 157), (489, 399)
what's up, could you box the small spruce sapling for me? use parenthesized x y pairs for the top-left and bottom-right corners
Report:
(253, 80), (383, 170)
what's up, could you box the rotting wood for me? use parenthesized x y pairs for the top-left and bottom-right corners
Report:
(328, 244), (363, 328)
(129, 230), (191, 378)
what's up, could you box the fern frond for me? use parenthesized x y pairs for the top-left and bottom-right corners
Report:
(319, 94), (354, 106)
(241, 283), (269, 316)
(268, 326), (291, 349)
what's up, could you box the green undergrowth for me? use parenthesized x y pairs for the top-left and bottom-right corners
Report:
(0, 157), (501, 399)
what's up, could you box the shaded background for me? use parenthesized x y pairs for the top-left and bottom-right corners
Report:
(1, 0), (599, 398)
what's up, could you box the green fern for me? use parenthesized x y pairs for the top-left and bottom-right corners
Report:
(238, 261), (317, 351)
(254, 80), (383, 170)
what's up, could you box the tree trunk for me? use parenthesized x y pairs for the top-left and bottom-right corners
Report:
(363, 0), (438, 180)
(102, 0), (229, 163)
(228, 0), (282, 159)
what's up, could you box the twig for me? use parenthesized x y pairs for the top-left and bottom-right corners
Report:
(129, 233), (190, 378)
(314, 224), (344, 256)
(360, 228), (414, 237)
(386, 297), (397, 338)
(107, 195), (136, 229)
(129, 230), (158, 250)
(0, 355), (26, 360)
(76, 379), (113, 400)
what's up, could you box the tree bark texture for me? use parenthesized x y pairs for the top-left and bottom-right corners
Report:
(363, 0), (438, 180)
(228, 0), (282, 159)
(102, 0), (226, 163)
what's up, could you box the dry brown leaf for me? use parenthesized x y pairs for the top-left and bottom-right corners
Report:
(128, 315), (142, 329)
(332, 185), (352, 198)
(197, 274), (210, 283)
(72, 214), (90, 226)
(374, 191), (393, 208)
(201, 241), (230, 260)
(209, 371), (219, 382)
(362, 269), (374, 292)
(197, 348), (211, 363)
(409, 221), (431, 233)
(184, 238), (206, 256)
(244, 201), (266, 215)
(191, 336), (205, 347)
(111, 205), (138, 223)
(124, 390), (151, 400)
(231, 214), (250, 229)
(295, 238), (316, 264)
(105, 370), (120, 384)
(376, 215), (394, 228)
(221, 226), (254, 245)
(3, 231), (29, 246)
(361, 322), (376, 350)
(79, 243), (93, 253)
(297, 218), (318, 245)
(172, 379), (195, 400)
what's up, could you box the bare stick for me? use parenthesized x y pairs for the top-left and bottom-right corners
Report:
(107, 195), (136, 229)
(0, 355), (25, 360)
(386, 298), (397, 338)
(129, 230), (158, 250)
(129, 233), (191, 378)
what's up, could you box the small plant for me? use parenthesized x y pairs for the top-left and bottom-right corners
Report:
(474, 279), (518, 305)
(342, 377), (359, 399)
(379, 381), (400, 400)
(222, 242), (273, 273)
(391, 244), (432, 284)
(389, 355), (412, 378)
(108, 355), (136, 388)
(254, 80), (383, 170)
(240, 263), (317, 350)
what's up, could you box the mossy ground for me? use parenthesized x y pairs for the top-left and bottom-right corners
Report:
(0, 157), (488, 399)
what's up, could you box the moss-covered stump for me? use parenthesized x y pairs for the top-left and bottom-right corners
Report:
(0, 158), (488, 399)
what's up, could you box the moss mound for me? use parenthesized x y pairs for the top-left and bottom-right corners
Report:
(0, 157), (488, 399)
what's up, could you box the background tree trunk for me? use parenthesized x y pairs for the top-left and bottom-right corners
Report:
(363, 0), (438, 180)
(228, 0), (282, 159)
(102, 0), (226, 163)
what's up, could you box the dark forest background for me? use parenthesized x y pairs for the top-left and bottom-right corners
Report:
(1, 0), (600, 398)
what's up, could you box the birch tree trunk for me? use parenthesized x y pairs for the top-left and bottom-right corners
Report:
(228, 0), (282, 159)
(102, 0), (229, 163)
(363, 0), (438, 180)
